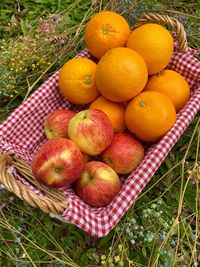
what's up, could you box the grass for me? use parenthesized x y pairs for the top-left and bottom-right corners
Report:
(0, 0), (200, 266)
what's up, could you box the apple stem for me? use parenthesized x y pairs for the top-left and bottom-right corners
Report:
(55, 167), (61, 173)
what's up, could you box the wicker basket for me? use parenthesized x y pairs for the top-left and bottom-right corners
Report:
(0, 13), (200, 237)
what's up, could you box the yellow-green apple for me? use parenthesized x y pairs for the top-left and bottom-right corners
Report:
(102, 133), (145, 174)
(32, 138), (85, 188)
(75, 161), (121, 207)
(44, 108), (76, 139)
(68, 109), (114, 156)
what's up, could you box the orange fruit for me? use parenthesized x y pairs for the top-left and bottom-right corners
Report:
(95, 47), (148, 102)
(127, 23), (174, 75)
(58, 58), (99, 104)
(85, 11), (131, 59)
(125, 91), (176, 142)
(144, 69), (190, 112)
(89, 96), (126, 133)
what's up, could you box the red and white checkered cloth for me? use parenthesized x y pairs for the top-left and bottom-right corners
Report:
(0, 47), (200, 237)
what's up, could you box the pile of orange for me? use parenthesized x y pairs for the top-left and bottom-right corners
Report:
(58, 10), (190, 143)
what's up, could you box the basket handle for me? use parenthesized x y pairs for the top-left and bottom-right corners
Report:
(0, 153), (67, 214)
(133, 12), (187, 53)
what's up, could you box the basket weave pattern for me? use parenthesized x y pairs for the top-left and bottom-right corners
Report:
(0, 13), (200, 237)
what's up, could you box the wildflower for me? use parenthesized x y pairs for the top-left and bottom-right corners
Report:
(146, 208), (151, 214)
(118, 260), (124, 267)
(101, 260), (106, 266)
(138, 231), (143, 237)
(130, 239), (135, 245)
(160, 231), (167, 240)
(15, 247), (20, 254)
(159, 248), (164, 254)
(128, 232), (134, 238)
(146, 233), (155, 243)
(9, 196), (14, 202)
(169, 239), (176, 247)
(114, 255), (120, 263)
(163, 257), (169, 267)
(101, 255), (106, 260)
(108, 257), (113, 263)
(167, 251), (172, 257)
(192, 235), (197, 240)
(154, 211), (160, 217)
(0, 202), (5, 209)
(130, 218), (136, 224)
(17, 226), (23, 232)
(117, 247), (123, 256)
(49, 14), (60, 21)
(164, 222), (169, 229)
(151, 203), (157, 209)
(15, 237), (21, 244)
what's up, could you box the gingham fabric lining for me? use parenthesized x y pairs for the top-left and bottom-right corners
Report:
(0, 47), (200, 237)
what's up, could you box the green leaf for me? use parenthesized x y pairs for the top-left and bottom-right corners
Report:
(11, 14), (18, 25)
(98, 229), (114, 247)
(20, 19), (27, 36)
(142, 246), (147, 257)
(183, 179), (196, 213)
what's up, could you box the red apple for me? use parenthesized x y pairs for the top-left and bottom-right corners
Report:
(75, 161), (122, 207)
(102, 133), (145, 174)
(32, 138), (84, 188)
(68, 109), (114, 156)
(44, 108), (76, 139)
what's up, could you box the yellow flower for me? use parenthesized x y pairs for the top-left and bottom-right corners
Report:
(114, 255), (120, 263)
(118, 244), (123, 252)
(119, 260), (124, 267)
(101, 255), (106, 260)
(101, 260), (106, 266)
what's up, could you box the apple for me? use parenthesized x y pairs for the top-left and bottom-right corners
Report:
(32, 138), (85, 188)
(102, 133), (145, 174)
(44, 108), (76, 139)
(75, 161), (122, 207)
(68, 109), (114, 156)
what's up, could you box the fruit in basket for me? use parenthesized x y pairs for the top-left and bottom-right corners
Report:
(127, 23), (174, 75)
(68, 109), (113, 155)
(95, 47), (148, 102)
(58, 57), (99, 104)
(44, 109), (76, 139)
(144, 69), (190, 112)
(85, 11), (131, 59)
(89, 96), (126, 133)
(125, 91), (176, 142)
(75, 161), (122, 207)
(32, 138), (85, 188)
(102, 133), (145, 174)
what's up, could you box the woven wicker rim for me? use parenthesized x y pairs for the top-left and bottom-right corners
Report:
(0, 13), (187, 215)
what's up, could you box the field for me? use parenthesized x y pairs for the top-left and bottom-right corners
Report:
(0, 0), (199, 266)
